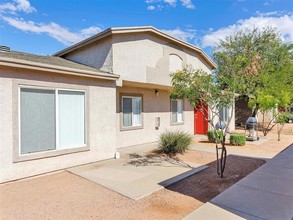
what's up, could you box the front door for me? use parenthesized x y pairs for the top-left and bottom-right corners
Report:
(194, 105), (208, 134)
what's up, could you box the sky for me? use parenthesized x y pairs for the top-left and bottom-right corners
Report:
(0, 0), (292, 57)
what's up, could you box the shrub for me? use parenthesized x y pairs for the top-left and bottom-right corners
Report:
(284, 112), (293, 123)
(207, 130), (223, 143)
(158, 130), (192, 155)
(230, 134), (246, 146)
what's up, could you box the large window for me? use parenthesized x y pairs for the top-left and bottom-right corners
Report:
(171, 99), (183, 124)
(20, 87), (85, 154)
(122, 96), (142, 128)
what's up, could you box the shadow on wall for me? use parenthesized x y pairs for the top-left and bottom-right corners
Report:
(116, 87), (194, 113)
(0, 68), (116, 88)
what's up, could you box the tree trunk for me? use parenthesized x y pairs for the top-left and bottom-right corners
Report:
(252, 103), (259, 117)
(216, 136), (227, 178)
(277, 124), (284, 141)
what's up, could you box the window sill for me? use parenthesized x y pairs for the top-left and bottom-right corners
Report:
(120, 125), (143, 131)
(171, 122), (184, 126)
(13, 146), (90, 163)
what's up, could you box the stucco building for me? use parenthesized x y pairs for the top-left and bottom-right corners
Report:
(0, 26), (233, 183)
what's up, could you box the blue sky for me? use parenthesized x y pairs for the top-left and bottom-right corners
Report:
(0, 0), (292, 56)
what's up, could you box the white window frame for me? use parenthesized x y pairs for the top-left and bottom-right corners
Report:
(171, 99), (184, 125)
(121, 95), (143, 129)
(18, 85), (87, 156)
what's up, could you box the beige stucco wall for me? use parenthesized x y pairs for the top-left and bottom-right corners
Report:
(64, 37), (114, 73)
(62, 32), (214, 87)
(0, 67), (117, 183)
(116, 86), (194, 148)
(112, 33), (213, 86)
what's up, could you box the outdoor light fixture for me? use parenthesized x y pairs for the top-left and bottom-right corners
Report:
(155, 89), (159, 96)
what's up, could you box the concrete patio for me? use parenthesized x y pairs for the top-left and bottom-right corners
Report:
(183, 143), (293, 220)
(68, 143), (208, 200)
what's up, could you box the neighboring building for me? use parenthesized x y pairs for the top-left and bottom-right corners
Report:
(235, 97), (252, 127)
(0, 26), (233, 183)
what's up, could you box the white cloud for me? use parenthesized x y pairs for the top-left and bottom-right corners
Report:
(201, 13), (293, 48)
(80, 26), (102, 36)
(161, 28), (196, 41)
(0, 3), (17, 14)
(0, 0), (35, 14)
(0, 0), (102, 46)
(164, 0), (177, 7)
(145, 0), (195, 10)
(1, 16), (102, 45)
(147, 5), (156, 10)
(180, 0), (195, 9)
(15, 0), (35, 13)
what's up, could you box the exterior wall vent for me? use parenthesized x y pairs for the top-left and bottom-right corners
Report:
(0, 46), (10, 52)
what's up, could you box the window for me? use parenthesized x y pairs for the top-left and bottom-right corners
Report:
(171, 99), (183, 123)
(122, 96), (142, 128)
(219, 106), (229, 123)
(20, 87), (85, 155)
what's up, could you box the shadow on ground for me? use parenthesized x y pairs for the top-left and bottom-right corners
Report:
(124, 153), (193, 168)
(166, 154), (266, 203)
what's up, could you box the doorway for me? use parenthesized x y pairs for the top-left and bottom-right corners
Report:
(194, 105), (208, 135)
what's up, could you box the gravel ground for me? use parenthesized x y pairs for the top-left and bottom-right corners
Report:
(193, 123), (293, 155)
(0, 124), (292, 220)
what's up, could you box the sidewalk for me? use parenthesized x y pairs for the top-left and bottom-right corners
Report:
(183, 143), (293, 220)
(190, 144), (277, 160)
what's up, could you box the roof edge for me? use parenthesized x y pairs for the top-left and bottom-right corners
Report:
(0, 57), (119, 80)
(53, 26), (217, 69)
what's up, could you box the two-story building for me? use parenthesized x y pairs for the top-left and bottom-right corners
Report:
(0, 26), (233, 183)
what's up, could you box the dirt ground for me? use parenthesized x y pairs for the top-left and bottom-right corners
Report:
(0, 124), (292, 220)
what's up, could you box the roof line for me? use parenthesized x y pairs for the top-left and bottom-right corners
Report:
(0, 57), (119, 80)
(53, 26), (217, 69)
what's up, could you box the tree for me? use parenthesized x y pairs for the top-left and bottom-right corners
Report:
(170, 66), (234, 178)
(214, 27), (293, 137)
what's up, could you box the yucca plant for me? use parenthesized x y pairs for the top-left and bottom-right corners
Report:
(158, 130), (192, 155)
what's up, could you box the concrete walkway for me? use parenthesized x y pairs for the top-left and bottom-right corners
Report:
(190, 142), (276, 159)
(68, 143), (207, 200)
(183, 144), (293, 220)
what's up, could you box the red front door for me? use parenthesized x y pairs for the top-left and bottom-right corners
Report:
(194, 105), (208, 135)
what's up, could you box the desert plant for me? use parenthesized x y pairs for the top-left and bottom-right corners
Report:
(158, 130), (192, 155)
(230, 134), (246, 146)
(207, 130), (223, 143)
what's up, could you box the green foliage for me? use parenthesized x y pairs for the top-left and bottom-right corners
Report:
(158, 130), (192, 155)
(285, 112), (293, 121)
(230, 134), (246, 146)
(277, 112), (293, 124)
(170, 66), (234, 114)
(207, 130), (223, 143)
(214, 27), (293, 111)
(214, 27), (293, 137)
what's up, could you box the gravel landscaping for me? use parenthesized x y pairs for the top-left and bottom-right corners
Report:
(0, 124), (292, 220)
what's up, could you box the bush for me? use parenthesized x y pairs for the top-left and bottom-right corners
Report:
(230, 134), (246, 146)
(207, 130), (223, 143)
(158, 130), (192, 155)
(284, 112), (293, 123)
